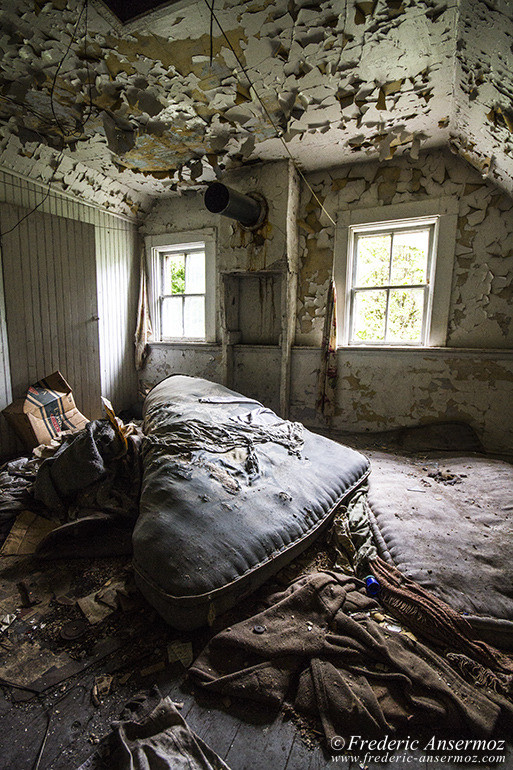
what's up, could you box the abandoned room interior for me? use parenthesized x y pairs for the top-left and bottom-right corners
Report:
(0, 0), (512, 767)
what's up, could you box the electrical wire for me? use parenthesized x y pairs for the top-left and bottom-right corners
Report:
(209, 0), (214, 67)
(202, 0), (336, 226)
(0, 0), (98, 238)
(77, 0), (95, 135)
(0, 161), (61, 238)
(49, 0), (89, 140)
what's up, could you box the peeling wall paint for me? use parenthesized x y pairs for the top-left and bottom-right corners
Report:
(4, 0), (512, 212)
(141, 150), (512, 451)
(297, 149), (513, 349)
(289, 347), (513, 455)
(454, 0), (513, 195)
(141, 159), (291, 405)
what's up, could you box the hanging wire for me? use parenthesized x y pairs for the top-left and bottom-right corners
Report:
(209, 0), (214, 67)
(78, 0), (95, 134)
(0, 161), (61, 238)
(0, 0), (96, 237)
(49, 0), (89, 140)
(202, 0), (336, 226)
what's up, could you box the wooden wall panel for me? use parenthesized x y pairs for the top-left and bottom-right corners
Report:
(0, 168), (140, 457)
(0, 203), (101, 421)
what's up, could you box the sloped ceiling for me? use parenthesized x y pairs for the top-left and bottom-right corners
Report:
(0, 0), (512, 217)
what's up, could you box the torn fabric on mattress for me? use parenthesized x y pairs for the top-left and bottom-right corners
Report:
(134, 375), (369, 629)
(190, 571), (513, 744)
(143, 405), (304, 481)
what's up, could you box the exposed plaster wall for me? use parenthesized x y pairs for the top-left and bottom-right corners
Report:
(141, 343), (223, 398)
(297, 149), (513, 349)
(453, 0), (513, 192)
(289, 348), (513, 455)
(141, 151), (513, 451)
(140, 160), (291, 407)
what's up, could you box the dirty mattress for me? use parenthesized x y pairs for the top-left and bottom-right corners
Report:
(366, 448), (513, 647)
(133, 375), (369, 629)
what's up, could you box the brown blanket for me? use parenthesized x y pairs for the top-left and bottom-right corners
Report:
(190, 572), (513, 744)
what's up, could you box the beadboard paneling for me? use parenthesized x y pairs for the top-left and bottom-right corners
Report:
(0, 168), (139, 457)
(1, 202), (101, 416)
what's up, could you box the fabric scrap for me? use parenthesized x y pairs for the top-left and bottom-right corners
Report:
(0, 510), (57, 555)
(190, 571), (513, 745)
(79, 695), (231, 770)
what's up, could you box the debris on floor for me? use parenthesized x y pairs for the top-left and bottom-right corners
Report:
(0, 510), (57, 556)
(427, 468), (465, 485)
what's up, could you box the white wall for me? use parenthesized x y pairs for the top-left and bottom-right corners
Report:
(0, 168), (139, 457)
(139, 152), (513, 454)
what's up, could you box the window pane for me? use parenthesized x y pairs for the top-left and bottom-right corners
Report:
(390, 229), (429, 285)
(352, 290), (387, 342)
(387, 288), (424, 342)
(162, 253), (185, 294)
(184, 295), (205, 338)
(161, 296), (183, 337)
(185, 251), (205, 294)
(355, 234), (391, 287)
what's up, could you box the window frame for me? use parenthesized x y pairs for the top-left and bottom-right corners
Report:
(146, 229), (217, 343)
(334, 198), (458, 348)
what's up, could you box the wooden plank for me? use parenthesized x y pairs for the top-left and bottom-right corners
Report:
(185, 696), (243, 759)
(2, 204), (29, 397)
(1, 203), (101, 424)
(224, 707), (297, 770)
(43, 184), (59, 372)
(285, 733), (331, 770)
(26, 195), (43, 384)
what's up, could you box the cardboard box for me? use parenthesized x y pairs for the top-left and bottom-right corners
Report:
(2, 371), (89, 449)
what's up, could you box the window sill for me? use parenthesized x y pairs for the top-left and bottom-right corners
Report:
(150, 340), (220, 348)
(336, 345), (513, 356)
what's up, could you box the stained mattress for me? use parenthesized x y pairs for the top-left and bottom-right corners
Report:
(366, 448), (513, 648)
(133, 375), (369, 630)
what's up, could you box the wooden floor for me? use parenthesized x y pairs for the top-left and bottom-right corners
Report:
(0, 656), (332, 769)
(2, 424), (513, 769)
(4, 669), (513, 770)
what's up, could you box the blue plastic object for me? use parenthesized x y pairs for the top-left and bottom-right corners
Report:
(365, 575), (380, 597)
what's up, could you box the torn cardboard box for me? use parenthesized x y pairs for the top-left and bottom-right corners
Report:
(2, 372), (88, 449)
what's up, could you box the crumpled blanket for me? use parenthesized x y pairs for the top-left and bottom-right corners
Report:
(33, 420), (139, 517)
(190, 571), (513, 745)
(0, 419), (143, 556)
(77, 691), (230, 770)
(0, 455), (42, 543)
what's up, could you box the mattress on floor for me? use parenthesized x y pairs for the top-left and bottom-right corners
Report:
(366, 449), (513, 647)
(133, 375), (370, 630)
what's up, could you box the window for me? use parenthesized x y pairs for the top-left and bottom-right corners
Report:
(335, 199), (458, 347)
(160, 244), (205, 339)
(146, 230), (216, 343)
(349, 219), (436, 345)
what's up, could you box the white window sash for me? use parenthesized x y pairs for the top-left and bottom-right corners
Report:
(335, 198), (458, 347)
(145, 229), (217, 343)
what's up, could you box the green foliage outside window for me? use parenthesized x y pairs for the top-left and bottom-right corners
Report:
(352, 230), (429, 343)
(164, 253), (185, 294)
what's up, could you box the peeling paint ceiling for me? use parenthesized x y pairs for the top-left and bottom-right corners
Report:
(0, 0), (512, 216)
